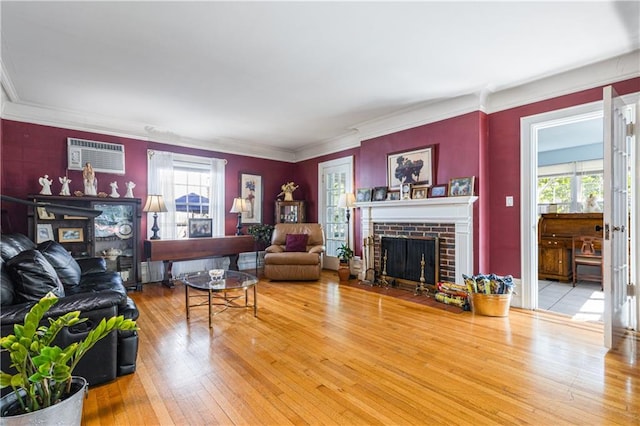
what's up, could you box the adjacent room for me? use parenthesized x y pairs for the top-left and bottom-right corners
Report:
(1, 2), (639, 425)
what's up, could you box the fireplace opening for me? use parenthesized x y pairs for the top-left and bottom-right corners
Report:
(380, 236), (439, 290)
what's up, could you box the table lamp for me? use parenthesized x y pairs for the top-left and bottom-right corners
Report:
(230, 197), (249, 235)
(143, 194), (168, 240)
(338, 192), (356, 247)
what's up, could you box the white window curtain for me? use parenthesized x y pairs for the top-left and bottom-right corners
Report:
(145, 150), (226, 281)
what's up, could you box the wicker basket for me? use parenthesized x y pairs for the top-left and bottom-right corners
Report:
(470, 293), (512, 317)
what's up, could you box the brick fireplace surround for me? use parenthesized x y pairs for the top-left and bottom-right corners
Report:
(356, 196), (478, 285)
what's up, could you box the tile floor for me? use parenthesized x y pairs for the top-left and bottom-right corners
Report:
(538, 279), (604, 322)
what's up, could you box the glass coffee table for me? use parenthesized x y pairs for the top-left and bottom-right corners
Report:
(181, 270), (258, 328)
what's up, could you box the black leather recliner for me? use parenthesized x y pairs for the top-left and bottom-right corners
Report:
(1, 233), (139, 387)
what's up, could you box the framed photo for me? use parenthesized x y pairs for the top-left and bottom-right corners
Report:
(411, 185), (429, 200)
(58, 227), (84, 243)
(372, 186), (388, 201)
(448, 176), (475, 196)
(429, 184), (448, 198)
(37, 207), (55, 220)
(387, 146), (434, 189)
(355, 188), (372, 202)
(240, 172), (262, 224)
(387, 190), (400, 201)
(188, 218), (213, 238)
(36, 224), (54, 243)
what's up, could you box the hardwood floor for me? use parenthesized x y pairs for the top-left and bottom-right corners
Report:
(82, 271), (639, 425)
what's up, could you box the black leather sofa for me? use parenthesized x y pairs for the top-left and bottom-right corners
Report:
(1, 233), (139, 387)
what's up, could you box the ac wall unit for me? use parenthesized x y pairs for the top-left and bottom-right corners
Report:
(67, 138), (125, 174)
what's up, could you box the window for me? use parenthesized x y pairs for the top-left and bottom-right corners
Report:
(173, 162), (212, 238)
(537, 160), (603, 213)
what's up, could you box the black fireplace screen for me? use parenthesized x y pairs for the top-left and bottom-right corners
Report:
(381, 236), (439, 284)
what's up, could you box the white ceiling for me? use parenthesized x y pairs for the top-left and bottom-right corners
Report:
(1, 1), (639, 157)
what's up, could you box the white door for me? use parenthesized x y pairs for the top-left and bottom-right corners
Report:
(318, 156), (354, 270)
(602, 86), (632, 349)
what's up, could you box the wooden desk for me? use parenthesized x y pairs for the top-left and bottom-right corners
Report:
(538, 213), (603, 282)
(144, 236), (255, 287)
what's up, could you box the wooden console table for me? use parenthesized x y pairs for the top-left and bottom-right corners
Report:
(144, 236), (255, 287)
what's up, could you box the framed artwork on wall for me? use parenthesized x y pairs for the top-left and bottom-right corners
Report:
(448, 176), (475, 196)
(239, 172), (262, 224)
(387, 146), (434, 189)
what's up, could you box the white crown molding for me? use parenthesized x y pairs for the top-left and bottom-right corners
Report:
(2, 50), (638, 163)
(350, 94), (484, 143)
(486, 50), (640, 114)
(0, 59), (19, 103)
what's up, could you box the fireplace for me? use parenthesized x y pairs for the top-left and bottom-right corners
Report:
(380, 236), (439, 289)
(357, 196), (478, 285)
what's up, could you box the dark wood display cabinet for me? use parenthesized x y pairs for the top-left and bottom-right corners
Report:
(29, 195), (142, 290)
(275, 200), (306, 223)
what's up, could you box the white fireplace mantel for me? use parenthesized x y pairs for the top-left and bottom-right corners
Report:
(356, 196), (478, 283)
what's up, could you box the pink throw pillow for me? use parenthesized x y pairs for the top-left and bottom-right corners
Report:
(285, 234), (308, 252)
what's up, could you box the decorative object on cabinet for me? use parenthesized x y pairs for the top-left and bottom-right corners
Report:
(411, 184), (429, 199)
(188, 218), (213, 238)
(338, 192), (356, 248)
(59, 175), (71, 196)
(82, 162), (98, 196)
(38, 174), (53, 195)
(372, 187), (388, 201)
(240, 172), (262, 224)
(58, 227), (84, 243)
(275, 200), (306, 223)
(538, 213), (603, 282)
(143, 194), (168, 240)
(448, 176), (475, 196)
(36, 224), (54, 243)
(277, 181), (299, 201)
(124, 181), (136, 198)
(387, 146), (434, 189)
(37, 206), (55, 220)
(230, 197), (250, 235)
(109, 181), (120, 198)
(27, 195), (142, 290)
(356, 188), (372, 202)
(429, 184), (448, 198)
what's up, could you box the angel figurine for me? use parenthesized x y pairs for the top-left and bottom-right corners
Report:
(124, 181), (136, 198)
(59, 176), (72, 196)
(38, 174), (53, 195)
(83, 162), (97, 196)
(109, 181), (120, 198)
(278, 181), (299, 201)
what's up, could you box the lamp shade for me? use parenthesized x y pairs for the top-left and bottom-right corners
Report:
(229, 197), (249, 213)
(143, 195), (168, 213)
(337, 192), (356, 209)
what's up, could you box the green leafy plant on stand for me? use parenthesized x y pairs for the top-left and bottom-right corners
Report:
(247, 224), (275, 246)
(0, 293), (138, 415)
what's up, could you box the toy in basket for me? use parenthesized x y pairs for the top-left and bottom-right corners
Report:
(464, 274), (515, 317)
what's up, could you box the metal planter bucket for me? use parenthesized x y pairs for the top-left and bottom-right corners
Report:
(471, 293), (512, 317)
(0, 377), (88, 426)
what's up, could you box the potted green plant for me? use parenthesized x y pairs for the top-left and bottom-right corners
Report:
(336, 243), (354, 281)
(0, 293), (137, 424)
(247, 224), (275, 248)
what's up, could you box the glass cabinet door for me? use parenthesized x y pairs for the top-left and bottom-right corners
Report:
(93, 203), (136, 284)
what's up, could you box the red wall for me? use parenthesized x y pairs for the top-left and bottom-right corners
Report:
(1, 121), (294, 239)
(487, 77), (640, 276)
(2, 77), (638, 279)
